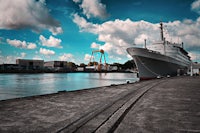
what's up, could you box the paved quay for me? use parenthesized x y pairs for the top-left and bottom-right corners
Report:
(0, 76), (200, 132)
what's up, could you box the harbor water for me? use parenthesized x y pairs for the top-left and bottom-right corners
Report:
(0, 73), (138, 100)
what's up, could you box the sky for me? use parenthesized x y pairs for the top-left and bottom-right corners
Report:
(0, 0), (200, 65)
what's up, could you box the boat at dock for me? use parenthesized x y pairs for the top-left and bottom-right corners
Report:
(127, 22), (191, 80)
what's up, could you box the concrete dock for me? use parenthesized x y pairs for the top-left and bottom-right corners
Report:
(0, 76), (200, 132)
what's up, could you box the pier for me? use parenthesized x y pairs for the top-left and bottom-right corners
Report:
(0, 76), (200, 132)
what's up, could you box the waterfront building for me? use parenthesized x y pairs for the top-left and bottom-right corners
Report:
(44, 61), (77, 71)
(188, 62), (200, 76)
(16, 59), (44, 70)
(85, 65), (98, 71)
(77, 67), (84, 71)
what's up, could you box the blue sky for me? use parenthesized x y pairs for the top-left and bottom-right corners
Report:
(0, 0), (200, 65)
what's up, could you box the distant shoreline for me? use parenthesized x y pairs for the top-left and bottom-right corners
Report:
(0, 70), (134, 74)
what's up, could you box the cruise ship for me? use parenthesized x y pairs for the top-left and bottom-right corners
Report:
(127, 22), (191, 80)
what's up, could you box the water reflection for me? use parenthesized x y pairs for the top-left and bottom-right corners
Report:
(0, 73), (138, 100)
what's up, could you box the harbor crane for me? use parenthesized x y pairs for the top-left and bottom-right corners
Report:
(88, 49), (107, 71)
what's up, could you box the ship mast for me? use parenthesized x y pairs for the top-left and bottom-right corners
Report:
(160, 22), (164, 41)
(160, 22), (166, 55)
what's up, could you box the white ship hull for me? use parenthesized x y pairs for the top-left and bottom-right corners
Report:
(127, 47), (190, 80)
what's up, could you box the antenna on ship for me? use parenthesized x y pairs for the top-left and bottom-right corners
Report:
(160, 22), (164, 41)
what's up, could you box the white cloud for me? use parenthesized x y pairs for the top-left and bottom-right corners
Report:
(73, 0), (108, 19)
(189, 52), (200, 62)
(0, 0), (62, 35)
(27, 43), (37, 49)
(59, 53), (74, 61)
(6, 39), (37, 49)
(50, 27), (63, 36)
(84, 54), (92, 61)
(16, 52), (27, 59)
(109, 55), (122, 61)
(0, 55), (16, 64)
(91, 42), (101, 49)
(73, 15), (158, 61)
(7, 39), (27, 48)
(39, 48), (55, 55)
(165, 19), (200, 49)
(127, 54), (132, 59)
(191, 0), (200, 14)
(73, 14), (200, 62)
(73, 0), (81, 3)
(134, 34), (149, 46)
(99, 43), (114, 53)
(39, 35), (62, 48)
(20, 52), (26, 58)
(73, 13), (97, 32)
(0, 52), (28, 64)
(33, 56), (43, 60)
